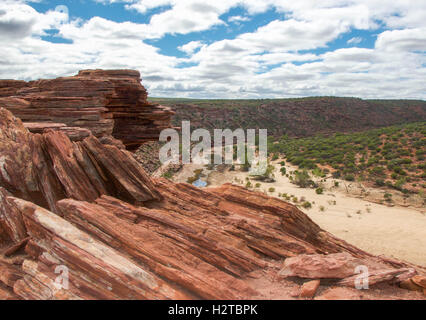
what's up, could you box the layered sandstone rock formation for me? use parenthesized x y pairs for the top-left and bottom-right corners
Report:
(0, 108), (425, 300)
(0, 70), (174, 150)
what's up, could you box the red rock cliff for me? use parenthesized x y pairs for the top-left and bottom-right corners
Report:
(0, 108), (425, 300)
(0, 70), (174, 150)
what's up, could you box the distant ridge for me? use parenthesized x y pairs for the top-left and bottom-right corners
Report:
(151, 97), (426, 138)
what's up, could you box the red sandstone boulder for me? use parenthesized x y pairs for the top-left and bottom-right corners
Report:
(279, 252), (409, 288)
(300, 280), (321, 298)
(412, 275), (426, 289)
(279, 253), (367, 279)
(400, 278), (424, 292)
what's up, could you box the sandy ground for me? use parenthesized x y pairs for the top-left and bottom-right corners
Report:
(172, 158), (426, 267)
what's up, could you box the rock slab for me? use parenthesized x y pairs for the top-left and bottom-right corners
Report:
(0, 69), (174, 150)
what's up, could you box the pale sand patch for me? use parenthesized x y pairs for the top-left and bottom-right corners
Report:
(172, 159), (426, 267)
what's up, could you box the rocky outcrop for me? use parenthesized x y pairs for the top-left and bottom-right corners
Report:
(0, 70), (174, 150)
(279, 253), (376, 279)
(0, 108), (425, 300)
(400, 275), (426, 293)
(0, 108), (161, 213)
(23, 123), (91, 142)
(278, 252), (417, 286)
(10, 198), (190, 300)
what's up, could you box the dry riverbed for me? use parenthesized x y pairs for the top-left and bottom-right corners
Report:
(171, 158), (426, 267)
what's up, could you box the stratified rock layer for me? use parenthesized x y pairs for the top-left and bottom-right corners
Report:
(0, 108), (161, 212)
(0, 70), (174, 150)
(0, 108), (425, 300)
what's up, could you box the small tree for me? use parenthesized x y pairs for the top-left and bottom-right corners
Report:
(293, 170), (313, 188)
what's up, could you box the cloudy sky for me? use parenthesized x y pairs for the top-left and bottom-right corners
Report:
(0, 0), (425, 99)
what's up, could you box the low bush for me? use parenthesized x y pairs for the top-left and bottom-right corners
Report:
(302, 201), (312, 209)
(344, 174), (355, 181)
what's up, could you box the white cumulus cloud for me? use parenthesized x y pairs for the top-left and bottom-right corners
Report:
(347, 37), (363, 45)
(0, 0), (425, 99)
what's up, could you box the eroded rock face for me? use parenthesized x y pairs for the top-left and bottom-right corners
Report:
(0, 70), (174, 150)
(0, 108), (161, 213)
(10, 198), (190, 300)
(279, 253), (369, 279)
(278, 252), (412, 282)
(0, 108), (424, 300)
(23, 123), (91, 142)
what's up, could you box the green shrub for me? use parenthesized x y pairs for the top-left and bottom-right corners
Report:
(344, 174), (355, 181)
(312, 168), (325, 177)
(302, 201), (312, 209)
(394, 178), (406, 190)
(369, 166), (386, 177)
(293, 170), (313, 188)
(375, 179), (385, 187)
(266, 122), (425, 194)
(384, 193), (392, 202)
